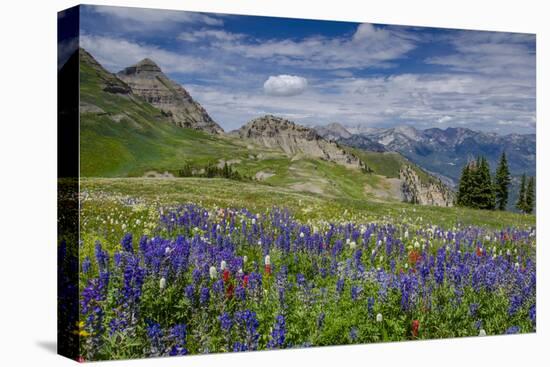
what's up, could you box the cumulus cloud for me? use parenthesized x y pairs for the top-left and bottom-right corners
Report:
(263, 75), (308, 96)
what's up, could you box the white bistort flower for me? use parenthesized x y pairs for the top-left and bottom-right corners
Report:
(221, 260), (227, 271)
(159, 277), (166, 290)
(479, 329), (487, 336)
(209, 266), (218, 279)
(376, 313), (383, 323)
(264, 255), (271, 266)
(243, 255), (248, 264)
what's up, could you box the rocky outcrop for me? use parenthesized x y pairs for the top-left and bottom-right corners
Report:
(117, 58), (223, 134)
(234, 115), (363, 169)
(399, 165), (454, 207)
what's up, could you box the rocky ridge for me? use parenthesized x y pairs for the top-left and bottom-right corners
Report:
(117, 58), (223, 134)
(234, 115), (363, 169)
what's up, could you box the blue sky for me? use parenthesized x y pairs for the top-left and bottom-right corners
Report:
(78, 5), (536, 134)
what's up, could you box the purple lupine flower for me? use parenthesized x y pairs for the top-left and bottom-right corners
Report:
(168, 324), (188, 356)
(81, 257), (91, 274)
(267, 315), (286, 349)
(505, 326), (520, 334)
(351, 285), (361, 301)
(199, 287), (210, 306)
(235, 309), (260, 350)
(184, 284), (195, 301)
(336, 278), (345, 295)
(219, 312), (233, 331)
(147, 321), (164, 356)
(121, 233), (134, 253)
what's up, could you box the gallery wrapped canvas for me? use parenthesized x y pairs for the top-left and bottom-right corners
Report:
(58, 4), (536, 362)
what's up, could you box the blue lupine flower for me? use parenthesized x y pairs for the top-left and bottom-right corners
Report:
(349, 327), (358, 341)
(219, 312), (233, 331)
(199, 287), (210, 306)
(267, 315), (286, 349)
(121, 233), (134, 253)
(529, 304), (536, 325)
(184, 284), (195, 301)
(336, 278), (345, 295)
(505, 326), (520, 334)
(169, 324), (188, 356)
(82, 257), (91, 274)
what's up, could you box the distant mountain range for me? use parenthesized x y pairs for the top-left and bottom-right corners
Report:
(315, 122), (536, 186)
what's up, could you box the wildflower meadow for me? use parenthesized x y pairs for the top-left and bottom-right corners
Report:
(71, 185), (536, 361)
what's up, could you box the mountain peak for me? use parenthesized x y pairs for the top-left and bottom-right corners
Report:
(315, 122), (352, 140)
(116, 57), (223, 134)
(119, 58), (162, 76)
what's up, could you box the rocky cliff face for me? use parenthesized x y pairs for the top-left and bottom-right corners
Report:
(235, 115), (363, 168)
(399, 165), (454, 207)
(117, 59), (223, 134)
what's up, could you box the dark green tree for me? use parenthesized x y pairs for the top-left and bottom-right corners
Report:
(473, 156), (495, 210)
(495, 152), (511, 210)
(516, 174), (527, 212)
(525, 176), (535, 214)
(456, 163), (472, 207)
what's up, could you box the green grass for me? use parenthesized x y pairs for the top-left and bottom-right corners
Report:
(81, 178), (534, 237)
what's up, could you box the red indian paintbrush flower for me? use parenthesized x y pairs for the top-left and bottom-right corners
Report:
(226, 283), (234, 299)
(222, 269), (231, 283)
(243, 274), (249, 287)
(476, 247), (483, 257)
(412, 320), (420, 338)
(265, 264), (272, 275)
(408, 250), (421, 267)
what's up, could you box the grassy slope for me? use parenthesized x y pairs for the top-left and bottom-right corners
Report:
(79, 56), (410, 202)
(81, 178), (535, 233)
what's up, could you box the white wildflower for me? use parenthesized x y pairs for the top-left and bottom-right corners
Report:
(479, 329), (487, 336)
(300, 232), (305, 238)
(209, 266), (218, 279)
(243, 255), (248, 264)
(376, 313), (383, 323)
(350, 241), (357, 250)
(265, 255), (271, 266)
(221, 260), (227, 271)
(159, 277), (166, 290)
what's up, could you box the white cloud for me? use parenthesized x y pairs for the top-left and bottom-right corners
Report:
(178, 29), (245, 43)
(187, 69), (535, 134)
(426, 31), (535, 78)
(90, 5), (223, 31)
(263, 75), (308, 96)
(212, 23), (417, 70)
(80, 34), (222, 74)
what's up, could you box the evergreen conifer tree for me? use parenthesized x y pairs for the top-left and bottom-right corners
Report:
(495, 152), (511, 210)
(516, 174), (527, 213)
(456, 164), (471, 207)
(525, 176), (535, 214)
